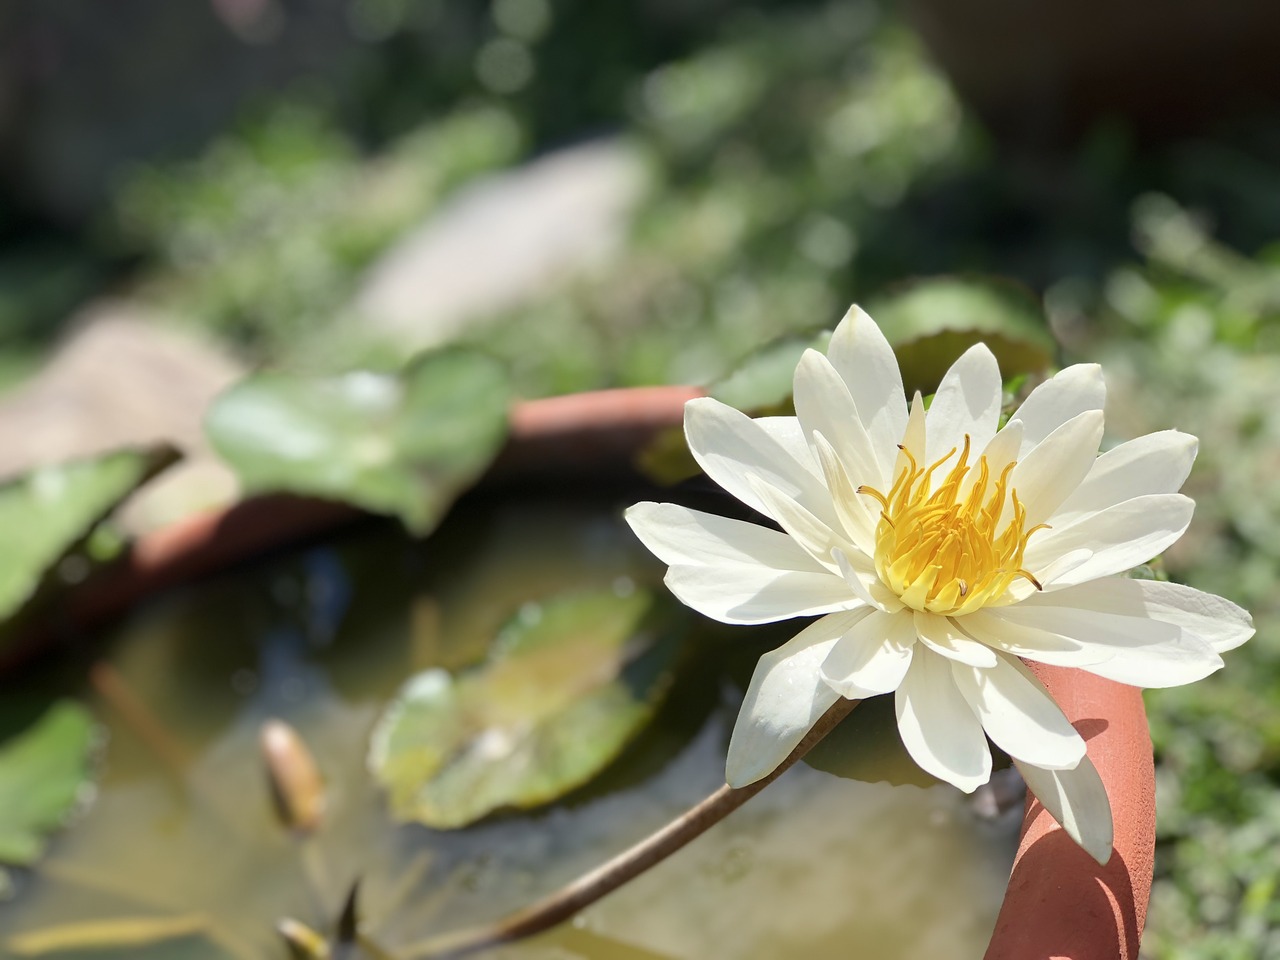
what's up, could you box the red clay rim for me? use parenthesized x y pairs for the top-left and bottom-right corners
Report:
(10, 384), (1154, 956)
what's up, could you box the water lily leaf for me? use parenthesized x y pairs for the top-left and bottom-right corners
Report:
(0, 446), (179, 624)
(636, 330), (833, 486)
(205, 348), (510, 534)
(0, 702), (98, 866)
(709, 329), (833, 414)
(802, 694), (937, 789)
(369, 587), (682, 829)
(867, 277), (1057, 395)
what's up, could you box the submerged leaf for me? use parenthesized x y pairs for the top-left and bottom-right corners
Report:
(369, 588), (682, 828)
(6, 914), (208, 956)
(0, 702), (98, 866)
(0, 445), (179, 625)
(260, 719), (326, 834)
(867, 277), (1056, 395)
(205, 348), (510, 534)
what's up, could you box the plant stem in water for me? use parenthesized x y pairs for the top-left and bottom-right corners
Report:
(395, 696), (860, 959)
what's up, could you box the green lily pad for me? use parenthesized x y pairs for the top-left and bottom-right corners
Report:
(867, 277), (1057, 395)
(369, 587), (682, 829)
(709, 329), (834, 414)
(0, 702), (98, 866)
(0, 445), (179, 624)
(205, 348), (510, 534)
(802, 694), (937, 789)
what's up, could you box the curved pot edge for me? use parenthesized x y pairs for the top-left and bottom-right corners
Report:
(8, 384), (1154, 956)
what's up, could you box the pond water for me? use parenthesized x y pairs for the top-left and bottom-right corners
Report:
(0, 486), (1021, 959)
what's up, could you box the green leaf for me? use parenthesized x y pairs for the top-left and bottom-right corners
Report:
(0, 702), (98, 866)
(0, 445), (179, 623)
(802, 695), (938, 789)
(205, 348), (510, 534)
(369, 588), (682, 829)
(708, 329), (833, 414)
(867, 277), (1057, 395)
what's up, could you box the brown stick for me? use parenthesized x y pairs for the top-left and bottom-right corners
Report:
(89, 662), (189, 774)
(397, 697), (860, 959)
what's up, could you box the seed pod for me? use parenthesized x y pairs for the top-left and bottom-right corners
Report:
(261, 718), (326, 834)
(277, 917), (330, 959)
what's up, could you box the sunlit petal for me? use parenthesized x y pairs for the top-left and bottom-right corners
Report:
(1015, 756), (1114, 865)
(895, 650), (991, 793)
(1009, 364), (1106, 458)
(820, 608), (916, 697)
(726, 611), (870, 787)
(951, 655), (1086, 770)
(924, 343), (1003, 464)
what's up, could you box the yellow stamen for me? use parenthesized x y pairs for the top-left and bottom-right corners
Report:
(858, 435), (1045, 615)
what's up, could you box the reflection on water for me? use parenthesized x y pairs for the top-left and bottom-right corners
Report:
(0, 490), (1020, 959)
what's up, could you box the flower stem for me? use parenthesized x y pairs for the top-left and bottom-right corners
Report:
(396, 697), (861, 959)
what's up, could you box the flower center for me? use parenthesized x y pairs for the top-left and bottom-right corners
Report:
(857, 436), (1045, 616)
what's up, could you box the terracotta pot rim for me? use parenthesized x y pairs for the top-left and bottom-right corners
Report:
(11, 384), (1154, 958)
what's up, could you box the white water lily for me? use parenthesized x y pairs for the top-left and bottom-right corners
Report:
(626, 305), (1253, 864)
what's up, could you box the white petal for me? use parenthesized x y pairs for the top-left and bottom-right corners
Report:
(754, 415), (821, 476)
(891, 391), (927, 485)
(747, 474), (859, 574)
(833, 548), (903, 613)
(1023, 494), (1195, 587)
(1010, 364), (1106, 458)
(1053, 430), (1198, 523)
(914, 611), (997, 667)
(961, 420), (1022, 500)
(978, 601), (1223, 688)
(1021, 577), (1254, 654)
(958, 608), (1106, 663)
(924, 343), (1003, 466)
(895, 650), (991, 793)
(625, 502), (854, 624)
(1007, 409), (1104, 528)
(820, 608), (916, 697)
(951, 655), (1086, 770)
(826, 306), (909, 481)
(794, 350), (888, 489)
(1015, 756), (1114, 865)
(1135, 580), (1254, 654)
(684, 397), (837, 528)
(812, 432), (878, 554)
(1002, 547), (1095, 604)
(725, 611), (870, 787)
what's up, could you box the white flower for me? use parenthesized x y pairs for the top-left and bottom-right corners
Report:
(626, 306), (1253, 864)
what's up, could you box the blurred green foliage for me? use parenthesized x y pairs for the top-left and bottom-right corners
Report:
(113, 105), (524, 358)
(1, 0), (1279, 954)
(1041, 199), (1280, 960)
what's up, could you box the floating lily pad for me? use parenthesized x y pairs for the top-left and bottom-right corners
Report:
(369, 587), (682, 829)
(205, 348), (510, 534)
(802, 694), (937, 789)
(709, 329), (833, 414)
(637, 330), (834, 485)
(0, 702), (98, 866)
(0, 445), (179, 625)
(867, 277), (1057, 395)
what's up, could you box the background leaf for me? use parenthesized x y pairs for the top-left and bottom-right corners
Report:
(708, 329), (833, 414)
(205, 348), (510, 534)
(0, 702), (98, 866)
(867, 277), (1057, 395)
(369, 588), (683, 829)
(0, 445), (179, 624)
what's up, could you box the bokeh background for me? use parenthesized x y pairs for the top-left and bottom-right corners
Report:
(2, 1), (1280, 955)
